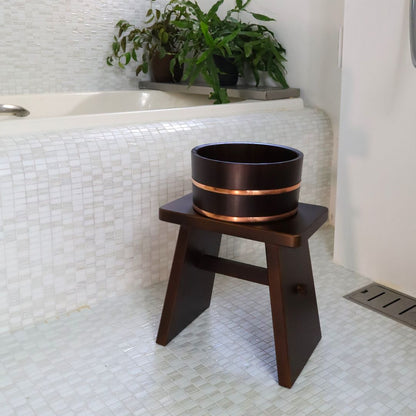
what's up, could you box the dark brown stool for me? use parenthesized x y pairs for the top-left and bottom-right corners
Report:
(156, 193), (328, 388)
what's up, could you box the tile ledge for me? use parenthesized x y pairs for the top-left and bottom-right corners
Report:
(139, 81), (300, 101)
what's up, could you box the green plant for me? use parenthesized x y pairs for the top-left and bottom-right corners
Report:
(107, 0), (190, 78)
(108, 0), (289, 104)
(173, 0), (289, 103)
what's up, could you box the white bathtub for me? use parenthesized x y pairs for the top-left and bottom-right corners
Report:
(0, 90), (304, 135)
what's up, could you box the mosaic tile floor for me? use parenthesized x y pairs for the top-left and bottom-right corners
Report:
(1, 226), (415, 416)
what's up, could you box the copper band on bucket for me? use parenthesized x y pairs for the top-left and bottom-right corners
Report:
(192, 179), (301, 196)
(193, 204), (298, 223)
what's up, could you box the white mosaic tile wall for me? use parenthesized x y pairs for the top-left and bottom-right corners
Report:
(0, 108), (333, 333)
(0, 0), (165, 95)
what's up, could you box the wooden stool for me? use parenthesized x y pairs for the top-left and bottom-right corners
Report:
(156, 193), (328, 388)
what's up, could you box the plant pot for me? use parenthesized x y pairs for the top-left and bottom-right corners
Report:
(150, 54), (183, 83)
(213, 55), (238, 86)
(191, 142), (303, 223)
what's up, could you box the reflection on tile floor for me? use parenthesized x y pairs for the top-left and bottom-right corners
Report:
(1, 226), (416, 416)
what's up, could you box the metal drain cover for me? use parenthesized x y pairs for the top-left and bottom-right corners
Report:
(345, 283), (416, 329)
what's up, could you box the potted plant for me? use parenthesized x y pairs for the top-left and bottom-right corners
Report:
(108, 0), (289, 104)
(107, 0), (190, 82)
(174, 0), (289, 103)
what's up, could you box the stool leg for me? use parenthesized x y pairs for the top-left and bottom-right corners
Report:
(265, 242), (321, 388)
(156, 226), (222, 346)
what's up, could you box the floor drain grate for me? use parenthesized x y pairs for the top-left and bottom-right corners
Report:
(345, 283), (416, 329)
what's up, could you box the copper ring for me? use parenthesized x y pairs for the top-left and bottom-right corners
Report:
(193, 204), (298, 223)
(192, 179), (300, 196)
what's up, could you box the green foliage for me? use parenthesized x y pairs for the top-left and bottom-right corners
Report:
(108, 0), (288, 104)
(106, 0), (190, 77)
(173, 0), (288, 103)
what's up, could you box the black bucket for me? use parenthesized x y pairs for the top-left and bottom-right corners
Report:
(191, 142), (303, 222)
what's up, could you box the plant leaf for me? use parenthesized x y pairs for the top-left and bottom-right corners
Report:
(162, 31), (169, 44)
(200, 21), (215, 48)
(169, 57), (177, 77)
(239, 30), (261, 38)
(217, 28), (241, 48)
(244, 42), (252, 58)
(196, 50), (210, 65)
(171, 20), (192, 29)
(159, 47), (167, 58)
(112, 41), (120, 55)
(158, 28), (165, 41)
(207, 0), (224, 20)
(224, 43), (232, 56)
(250, 12), (275, 22)
(123, 52), (131, 65)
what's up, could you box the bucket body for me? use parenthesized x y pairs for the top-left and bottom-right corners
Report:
(191, 142), (303, 222)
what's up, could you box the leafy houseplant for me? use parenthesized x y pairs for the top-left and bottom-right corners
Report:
(174, 0), (289, 103)
(108, 0), (289, 103)
(107, 0), (190, 82)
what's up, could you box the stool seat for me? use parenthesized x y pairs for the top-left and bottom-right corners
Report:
(156, 193), (328, 388)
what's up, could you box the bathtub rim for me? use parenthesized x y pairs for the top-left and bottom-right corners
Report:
(0, 91), (304, 137)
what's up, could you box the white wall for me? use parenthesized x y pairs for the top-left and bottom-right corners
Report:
(334, 0), (416, 297)
(0, 0), (164, 95)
